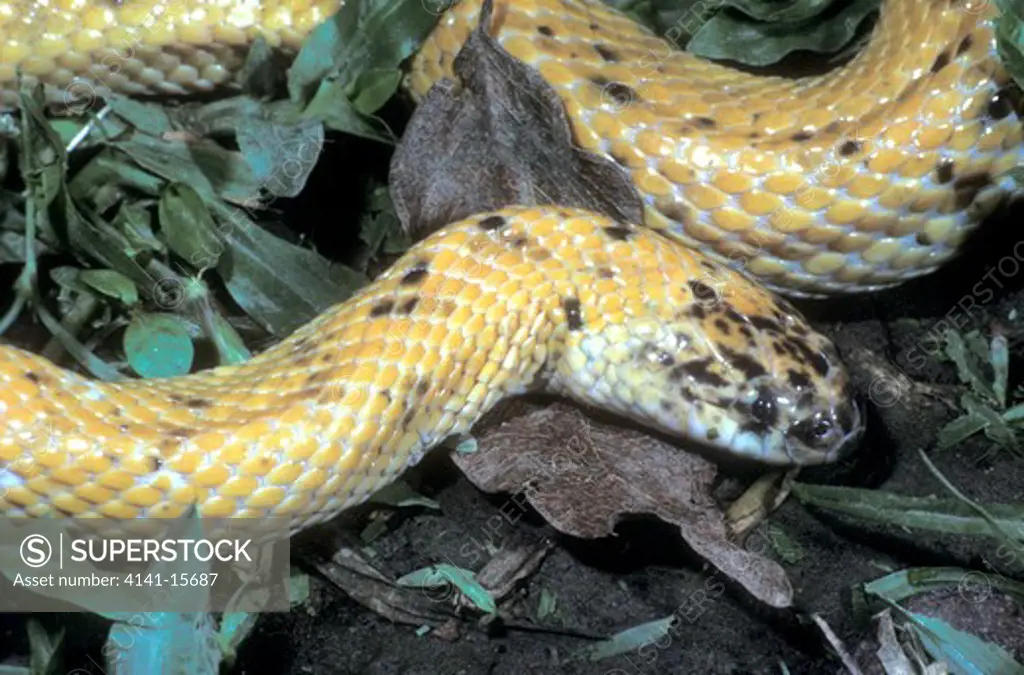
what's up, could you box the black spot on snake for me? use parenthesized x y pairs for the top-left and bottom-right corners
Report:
(791, 131), (814, 142)
(528, 247), (552, 261)
(747, 315), (782, 333)
(401, 262), (430, 285)
(563, 297), (583, 330)
(401, 409), (417, 428)
(598, 267), (615, 279)
(673, 359), (728, 387)
(399, 298), (419, 315)
(168, 427), (191, 439)
(690, 304), (707, 320)
(655, 200), (693, 226)
(24, 371), (40, 383)
(838, 140), (861, 157)
(306, 371), (329, 385)
(706, 428), (720, 441)
(603, 225), (634, 241)
(478, 215), (507, 231)
(916, 232), (932, 246)
(594, 44), (620, 62)
(953, 172), (992, 209)
(186, 398), (210, 409)
(986, 88), (1014, 121)
(416, 381), (429, 395)
(721, 346), (767, 379)
(370, 300), (395, 317)
(957, 34), (974, 55)
(537, 25), (554, 36)
(510, 236), (528, 248)
(930, 51), (950, 73)
(936, 159), (955, 184)
(787, 370), (812, 390)
(713, 318), (731, 334)
(695, 117), (716, 129)
(589, 21), (599, 30)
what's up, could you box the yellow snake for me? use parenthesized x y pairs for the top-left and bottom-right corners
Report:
(0, 0), (1019, 532)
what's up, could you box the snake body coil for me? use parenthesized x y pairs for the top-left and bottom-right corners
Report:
(0, 0), (1018, 529)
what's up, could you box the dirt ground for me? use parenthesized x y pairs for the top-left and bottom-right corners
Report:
(2, 133), (1024, 675)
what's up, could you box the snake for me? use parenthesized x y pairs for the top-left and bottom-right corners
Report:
(0, 0), (1019, 534)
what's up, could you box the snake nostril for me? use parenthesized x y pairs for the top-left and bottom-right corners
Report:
(789, 410), (836, 448)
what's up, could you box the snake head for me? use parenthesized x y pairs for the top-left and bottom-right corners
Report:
(550, 270), (864, 466)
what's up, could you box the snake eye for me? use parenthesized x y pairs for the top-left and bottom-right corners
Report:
(751, 396), (775, 424)
(750, 389), (779, 427)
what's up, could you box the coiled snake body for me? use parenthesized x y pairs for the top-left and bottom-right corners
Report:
(0, 0), (1019, 532)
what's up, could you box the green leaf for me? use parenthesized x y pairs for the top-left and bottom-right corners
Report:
(114, 200), (165, 255)
(234, 116), (324, 198)
(158, 182), (223, 269)
(351, 68), (404, 115)
(367, 480), (441, 510)
(995, 0), (1024, 89)
(236, 35), (286, 99)
(574, 615), (676, 662)
(302, 79), (396, 143)
(114, 133), (261, 207)
(687, 0), (881, 67)
(937, 411), (989, 450)
(26, 618), (64, 675)
(861, 567), (1024, 607)
(790, 483), (1024, 542)
(0, 231), (48, 264)
(204, 310), (253, 365)
(79, 269), (139, 305)
(991, 334), (1010, 409)
(396, 564), (497, 614)
(943, 330), (998, 404)
(287, 0), (439, 106)
(536, 588), (558, 620)
(354, 184), (405, 270)
(106, 94), (174, 136)
(123, 312), (195, 378)
(209, 208), (367, 337)
(908, 611), (1024, 675)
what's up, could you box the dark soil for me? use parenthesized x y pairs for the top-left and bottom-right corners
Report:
(3, 131), (1024, 675)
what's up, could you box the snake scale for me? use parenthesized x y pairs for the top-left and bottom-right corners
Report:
(0, 0), (1019, 534)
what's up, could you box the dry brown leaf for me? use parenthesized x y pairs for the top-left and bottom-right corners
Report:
(453, 402), (795, 608)
(312, 546), (457, 629)
(470, 539), (553, 605)
(389, 0), (643, 242)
